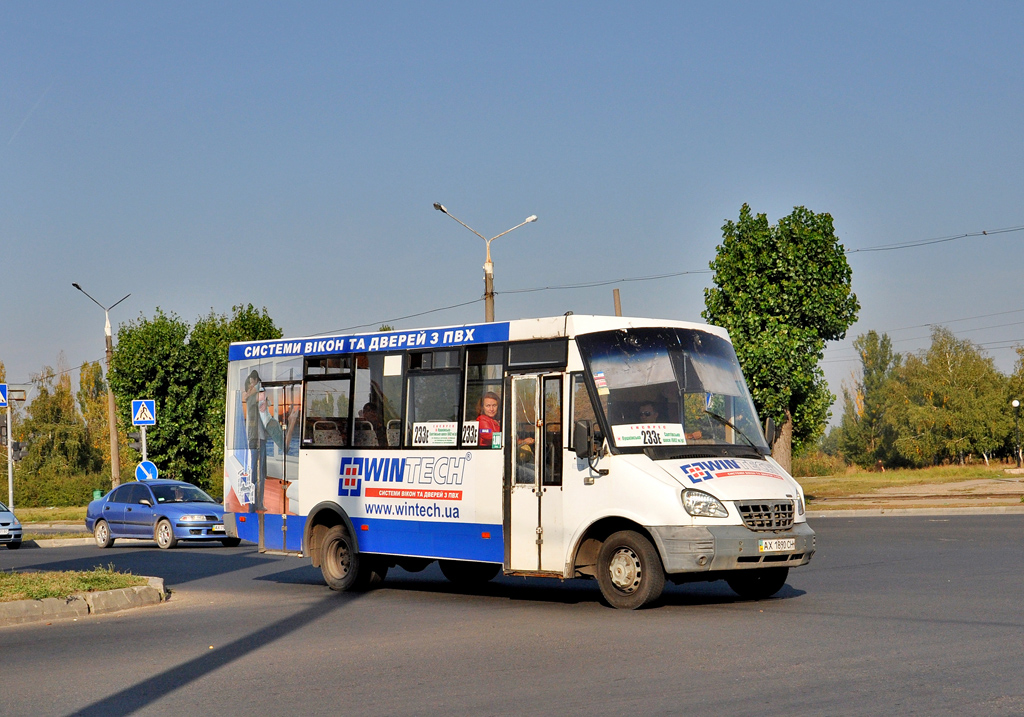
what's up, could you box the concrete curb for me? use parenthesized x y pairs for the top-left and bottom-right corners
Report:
(22, 537), (156, 548)
(808, 505), (1024, 518)
(0, 577), (167, 627)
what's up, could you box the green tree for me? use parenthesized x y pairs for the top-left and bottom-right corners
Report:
(1006, 346), (1024, 464)
(110, 305), (280, 490)
(884, 327), (1009, 465)
(837, 331), (901, 467)
(704, 204), (859, 471)
(190, 304), (281, 485)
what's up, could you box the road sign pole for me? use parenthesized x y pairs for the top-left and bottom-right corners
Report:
(142, 425), (147, 462)
(7, 403), (12, 510)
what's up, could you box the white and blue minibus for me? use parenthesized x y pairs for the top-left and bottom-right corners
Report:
(223, 315), (814, 608)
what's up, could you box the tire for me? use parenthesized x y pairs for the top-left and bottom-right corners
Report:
(7, 541), (21, 550)
(94, 520), (114, 549)
(439, 560), (500, 585)
(726, 567), (789, 600)
(155, 518), (177, 549)
(220, 537), (242, 548)
(596, 530), (666, 609)
(319, 525), (387, 592)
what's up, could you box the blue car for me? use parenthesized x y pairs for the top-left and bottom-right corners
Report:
(0, 500), (23, 549)
(85, 479), (240, 549)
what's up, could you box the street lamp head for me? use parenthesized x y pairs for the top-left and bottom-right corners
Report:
(526, 215), (538, 223)
(433, 203), (447, 214)
(1014, 400), (1020, 408)
(72, 282), (82, 291)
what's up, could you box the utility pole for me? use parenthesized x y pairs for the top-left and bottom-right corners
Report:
(73, 283), (130, 489)
(433, 203), (537, 322)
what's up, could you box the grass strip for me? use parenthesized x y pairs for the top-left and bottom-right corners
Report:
(800, 464), (1020, 500)
(0, 565), (148, 603)
(13, 507), (88, 522)
(21, 532), (91, 541)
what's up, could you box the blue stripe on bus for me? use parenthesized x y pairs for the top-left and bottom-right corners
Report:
(355, 518), (503, 563)
(231, 513), (306, 551)
(228, 322), (510, 361)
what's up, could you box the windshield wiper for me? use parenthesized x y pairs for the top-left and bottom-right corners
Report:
(704, 409), (765, 454)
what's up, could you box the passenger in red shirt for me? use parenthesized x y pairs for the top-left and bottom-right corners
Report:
(477, 391), (501, 448)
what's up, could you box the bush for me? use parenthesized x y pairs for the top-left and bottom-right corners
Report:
(13, 466), (111, 507)
(791, 451), (847, 478)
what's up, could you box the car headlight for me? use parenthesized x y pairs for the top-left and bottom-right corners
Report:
(179, 514), (207, 522)
(796, 494), (805, 516)
(682, 489), (729, 518)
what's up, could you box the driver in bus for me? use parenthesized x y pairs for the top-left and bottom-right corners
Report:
(477, 391), (501, 448)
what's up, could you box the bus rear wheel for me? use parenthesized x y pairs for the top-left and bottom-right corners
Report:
(320, 525), (387, 592)
(726, 567), (789, 600)
(596, 530), (665, 609)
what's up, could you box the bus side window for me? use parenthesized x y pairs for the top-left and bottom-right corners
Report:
(405, 350), (462, 448)
(303, 378), (350, 447)
(463, 344), (504, 448)
(352, 353), (403, 448)
(542, 376), (562, 486)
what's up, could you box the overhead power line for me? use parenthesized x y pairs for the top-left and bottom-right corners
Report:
(845, 224), (1024, 254)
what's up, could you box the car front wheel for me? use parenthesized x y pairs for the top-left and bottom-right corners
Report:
(220, 537), (241, 547)
(7, 541), (21, 550)
(155, 519), (177, 549)
(94, 520), (114, 549)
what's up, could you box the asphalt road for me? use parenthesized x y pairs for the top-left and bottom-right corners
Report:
(2, 515), (1024, 716)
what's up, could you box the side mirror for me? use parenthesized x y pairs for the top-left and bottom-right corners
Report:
(573, 420), (594, 459)
(763, 417), (776, 448)
(139, 498), (152, 507)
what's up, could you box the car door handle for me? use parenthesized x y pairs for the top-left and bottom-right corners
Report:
(127, 507), (133, 512)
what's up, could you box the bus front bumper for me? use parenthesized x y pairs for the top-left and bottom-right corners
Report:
(649, 522), (815, 574)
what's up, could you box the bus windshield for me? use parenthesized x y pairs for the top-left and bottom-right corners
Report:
(576, 327), (768, 455)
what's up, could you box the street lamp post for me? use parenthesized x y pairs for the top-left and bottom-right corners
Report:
(73, 283), (130, 489)
(433, 203), (537, 322)
(1013, 399), (1021, 469)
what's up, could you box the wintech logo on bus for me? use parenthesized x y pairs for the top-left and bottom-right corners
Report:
(338, 454), (473, 498)
(681, 458), (786, 484)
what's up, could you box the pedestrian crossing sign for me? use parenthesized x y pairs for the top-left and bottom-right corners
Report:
(131, 399), (156, 426)
(0, 384), (7, 408)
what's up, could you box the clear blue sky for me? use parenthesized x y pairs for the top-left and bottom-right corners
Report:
(2, 2), (1022, 422)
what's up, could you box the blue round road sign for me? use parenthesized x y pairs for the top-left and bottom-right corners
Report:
(136, 461), (159, 481)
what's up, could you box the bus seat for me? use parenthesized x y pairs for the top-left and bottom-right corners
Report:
(313, 420), (344, 446)
(354, 420), (377, 447)
(387, 420), (401, 447)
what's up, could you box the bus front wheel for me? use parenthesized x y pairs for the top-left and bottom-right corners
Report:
(596, 530), (665, 609)
(320, 525), (387, 591)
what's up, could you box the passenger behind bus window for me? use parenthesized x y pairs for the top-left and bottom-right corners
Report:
(477, 391), (501, 448)
(357, 402), (385, 446)
(638, 403), (659, 423)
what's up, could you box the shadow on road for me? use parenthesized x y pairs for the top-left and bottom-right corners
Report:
(349, 564), (807, 609)
(67, 591), (359, 717)
(5, 545), (279, 588)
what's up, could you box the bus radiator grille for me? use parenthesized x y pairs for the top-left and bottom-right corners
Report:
(736, 501), (795, 531)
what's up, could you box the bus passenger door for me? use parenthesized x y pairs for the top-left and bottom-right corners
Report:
(256, 381), (302, 552)
(507, 374), (564, 573)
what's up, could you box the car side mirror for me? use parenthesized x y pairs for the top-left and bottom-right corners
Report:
(139, 498), (152, 507)
(763, 417), (776, 448)
(573, 420), (594, 459)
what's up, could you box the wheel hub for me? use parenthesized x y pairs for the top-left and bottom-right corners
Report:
(608, 548), (642, 593)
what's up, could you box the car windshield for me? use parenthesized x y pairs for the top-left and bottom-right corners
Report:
(150, 485), (217, 504)
(576, 327), (768, 456)
(0, 501), (9, 512)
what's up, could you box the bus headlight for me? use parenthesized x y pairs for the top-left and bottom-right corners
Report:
(682, 489), (729, 518)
